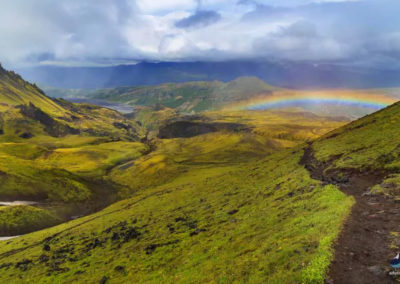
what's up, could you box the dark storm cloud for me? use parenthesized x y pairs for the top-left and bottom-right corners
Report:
(175, 10), (221, 28)
(1, 0), (400, 69)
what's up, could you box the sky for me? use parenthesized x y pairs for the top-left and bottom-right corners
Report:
(1, 0), (400, 68)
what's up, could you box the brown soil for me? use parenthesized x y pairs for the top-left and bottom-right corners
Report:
(300, 144), (400, 284)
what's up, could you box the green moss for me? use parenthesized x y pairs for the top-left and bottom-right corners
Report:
(0, 205), (61, 236)
(0, 148), (352, 283)
(313, 102), (400, 171)
(371, 174), (400, 197)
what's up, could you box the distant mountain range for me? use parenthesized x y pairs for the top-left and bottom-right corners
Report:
(17, 61), (400, 89)
(43, 77), (279, 113)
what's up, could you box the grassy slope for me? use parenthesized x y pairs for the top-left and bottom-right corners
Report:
(0, 147), (352, 283)
(111, 110), (346, 195)
(0, 66), (65, 116)
(0, 66), (152, 235)
(312, 101), (400, 198)
(0, 65), (147, 202)
(0, 109), (352, 283)
(0, 206), (61, 236)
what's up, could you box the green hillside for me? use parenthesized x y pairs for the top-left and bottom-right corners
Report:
(0, 137), (353, 283)
(0, 65), (66, 116)
(0, 66), (398, 283)
(0, 66), (148, 234)
(0, 67), (353, 282)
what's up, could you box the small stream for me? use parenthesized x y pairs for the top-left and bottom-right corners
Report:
(0, 236), (19, 241)
(68, 98), (134, 114)
(0, 201), (38, 206)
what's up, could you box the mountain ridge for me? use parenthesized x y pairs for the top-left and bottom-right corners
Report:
(17, 61), (400, 89)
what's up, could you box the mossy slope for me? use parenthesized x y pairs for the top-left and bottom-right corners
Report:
(0, 107), (351, 282)
(0, 147), (353, 283)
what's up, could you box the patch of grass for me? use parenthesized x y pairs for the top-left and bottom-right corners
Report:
(371, 174), (400, 198)
(313, 102), (400, 175)
(0, 205), (61, 236)
(37, 141), (148, 177)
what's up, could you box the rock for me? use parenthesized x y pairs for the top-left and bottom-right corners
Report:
(0, 263), (12, 269)
(145, 244), (158, 255)
(111, 232), (120, 241)
(367, 265), (383, 276)
(74, 270), (85, 275)
(19, 132), (34, 139)
(123, 227), (141, 242)
(114, 265), (125, 272)
(15, 259), (32, 271)
(227, 209), (239, 215)
(43, 244), (51, 251)
(38, 254), (49, 263)
(175, 217), (186, 222)
(167, 224), (175, 233)
(190, 228), (206, 236)
(92, 238), (102, 248)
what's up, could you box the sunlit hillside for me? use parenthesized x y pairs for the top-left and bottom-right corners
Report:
(0, 66), (358, 283)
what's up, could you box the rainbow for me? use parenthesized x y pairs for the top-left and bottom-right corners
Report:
(230, 91), (398, 111)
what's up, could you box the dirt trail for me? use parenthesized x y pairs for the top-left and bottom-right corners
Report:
(300, 144), (400, 284)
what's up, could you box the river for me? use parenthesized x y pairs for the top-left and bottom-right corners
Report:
(68, 98), (133, 114)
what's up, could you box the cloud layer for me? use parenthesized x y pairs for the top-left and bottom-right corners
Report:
(1, 0), (400, 68)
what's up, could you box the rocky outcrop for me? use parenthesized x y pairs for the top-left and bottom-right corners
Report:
(158, 120), (249, 138)
(17, 103), (79, 137)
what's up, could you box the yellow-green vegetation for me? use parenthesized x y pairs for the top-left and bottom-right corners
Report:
(0, 65), (154, 235)
(0, 65), (147, 202)
(205, 110), (347, 144)
(313, 102), (400, 173)
(0, 206), (61, 236)
(37, 141), (147, 177)
(110, 110), (346, 195)
(0, 65), (142, 141)
(0, 66), (65, 116)
(133, 105), (178, 136)
(0, 147), (353, 283)
(0, 138), (152, 202)
(308, 101), (400, 203)
(371, 174), (400, 198)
